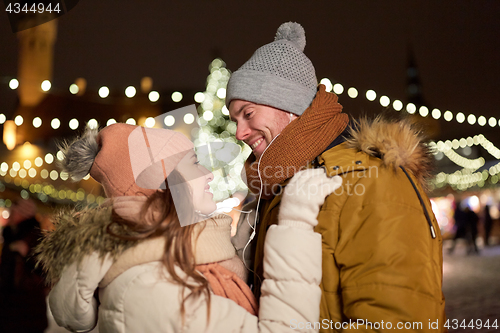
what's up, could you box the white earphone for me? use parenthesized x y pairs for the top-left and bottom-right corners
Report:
(241, 112), (294, 282)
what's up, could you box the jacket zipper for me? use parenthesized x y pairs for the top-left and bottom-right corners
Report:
(400, 166), (437, 239)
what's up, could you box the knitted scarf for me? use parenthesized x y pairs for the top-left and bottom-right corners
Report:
(246, 85), (349, 199)
(196, 263), (259, 316)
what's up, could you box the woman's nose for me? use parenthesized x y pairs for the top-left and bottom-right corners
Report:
(202, 165), (214, 182)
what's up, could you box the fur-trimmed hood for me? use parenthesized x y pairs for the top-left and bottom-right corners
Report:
(36, 197), (235, 286)
(35, 204), (138, 285)
(345, 116), (433, 188)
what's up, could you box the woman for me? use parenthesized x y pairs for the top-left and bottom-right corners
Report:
(37, 123), (342, 332)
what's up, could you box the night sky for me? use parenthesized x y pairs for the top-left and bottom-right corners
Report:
(0, 1), (499, 143)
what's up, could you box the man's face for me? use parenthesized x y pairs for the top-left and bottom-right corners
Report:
(229, 100), (295, 158)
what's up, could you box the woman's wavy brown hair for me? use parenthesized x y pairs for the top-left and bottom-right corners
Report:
(107, 169), (210, 324)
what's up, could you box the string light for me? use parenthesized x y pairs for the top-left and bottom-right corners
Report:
(9, 78), (19, 90)
(380, 96), (390, 107)
(144, 117), (155, 128)
(45, 153), (54, 164)
(34, 157), (43, 167)
(183, 113), (194, 124)
(333, 83), (344, 95)
(478, 116), (487, 126)
(164, 115), (175, 127)
(429, 134), (500, 190)
(392, 100), (402, 111)
(69, 118), (79, 130)
(0, 175), (104, 204)
(488, 117), (497, 127)
(149, 91), (160, 102)
(88, 119), (98, 129)
(125, 86), (136, 98)
(406, 103), (416, 114)
(194, 92), (205, 103)
(467, 114), (476, 125)
(28, 168), (36, 178)
(444, 111), (453, 121)
(419, 106), (429, 117)
(51, 118), (60, 129)
(56, 151), (64, 161)
(98, 86), (109, 98)
(69, 84), (79, 94)
(203, 111), (214, 121)
(14, 115), (23, 126)
(41, 80), (51, 92)
(314, 78), (498, 127)
(216, 88), (226, 99)
(347, 87), (358, 98)
(33, 117), (42, 128)
(3, 77), (496, 130)
(49, 170), (58, 180)
(171, 91), (182, 102)
(432, 109), (441, 119)
(2, 72), (497, 199)
(366, 90), (376, 101)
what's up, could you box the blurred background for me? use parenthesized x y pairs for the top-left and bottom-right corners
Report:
(0, 1), (499, 332)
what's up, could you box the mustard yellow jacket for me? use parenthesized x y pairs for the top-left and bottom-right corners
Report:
(251, 118), (446, 332)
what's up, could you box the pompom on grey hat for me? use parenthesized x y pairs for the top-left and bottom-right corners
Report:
(226, 22), (318, 116)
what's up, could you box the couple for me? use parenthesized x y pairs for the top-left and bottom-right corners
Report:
(38, 22), (446, 332)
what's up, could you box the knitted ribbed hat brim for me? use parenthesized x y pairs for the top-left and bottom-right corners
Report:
(226, 69), (317, 116)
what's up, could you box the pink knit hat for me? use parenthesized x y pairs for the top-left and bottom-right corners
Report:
(59, 123), (194, 198)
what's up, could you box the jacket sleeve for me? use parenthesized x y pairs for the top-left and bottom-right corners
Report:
(188, 224), (322, 333)
(48, 253), (113, 333)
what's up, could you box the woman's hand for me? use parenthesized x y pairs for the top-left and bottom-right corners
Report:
(49, 252), (113, 332)
(278, 168), (342, 229)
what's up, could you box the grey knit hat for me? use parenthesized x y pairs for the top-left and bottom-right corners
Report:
(226, 22), (318, 116)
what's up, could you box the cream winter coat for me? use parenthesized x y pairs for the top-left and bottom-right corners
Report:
(38, 196), (323, 333)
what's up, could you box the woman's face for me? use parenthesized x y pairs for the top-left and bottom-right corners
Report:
(175, 150), (216, 215)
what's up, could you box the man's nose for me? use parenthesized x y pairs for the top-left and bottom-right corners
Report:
(235, 122), (251, 141)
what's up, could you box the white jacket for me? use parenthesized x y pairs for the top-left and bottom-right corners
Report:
(45, 200), (322, 333)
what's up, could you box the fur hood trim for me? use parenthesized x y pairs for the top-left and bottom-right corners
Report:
(36, 201), (234, 286)
(35, 205), (138, 285)
(345, 116), (433, 188)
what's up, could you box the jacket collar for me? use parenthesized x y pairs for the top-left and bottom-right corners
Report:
(317, 142), (368, 177)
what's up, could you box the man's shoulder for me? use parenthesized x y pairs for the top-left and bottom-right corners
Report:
(320, 142), (383, 178)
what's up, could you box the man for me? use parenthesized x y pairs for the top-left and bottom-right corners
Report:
(228, 22), (445, 332)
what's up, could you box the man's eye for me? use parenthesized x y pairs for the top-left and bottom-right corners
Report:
(245, 111), (253, 118)
(194, 161), (200, 165)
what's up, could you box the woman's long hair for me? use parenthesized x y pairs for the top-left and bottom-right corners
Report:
(107, 169), (210, 323)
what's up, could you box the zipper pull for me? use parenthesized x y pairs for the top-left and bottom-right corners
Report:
(430, 225), (436, 239)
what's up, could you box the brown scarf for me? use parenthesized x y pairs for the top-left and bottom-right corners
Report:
(196, 263), (259, 315)
(246, 85), (349, 199)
